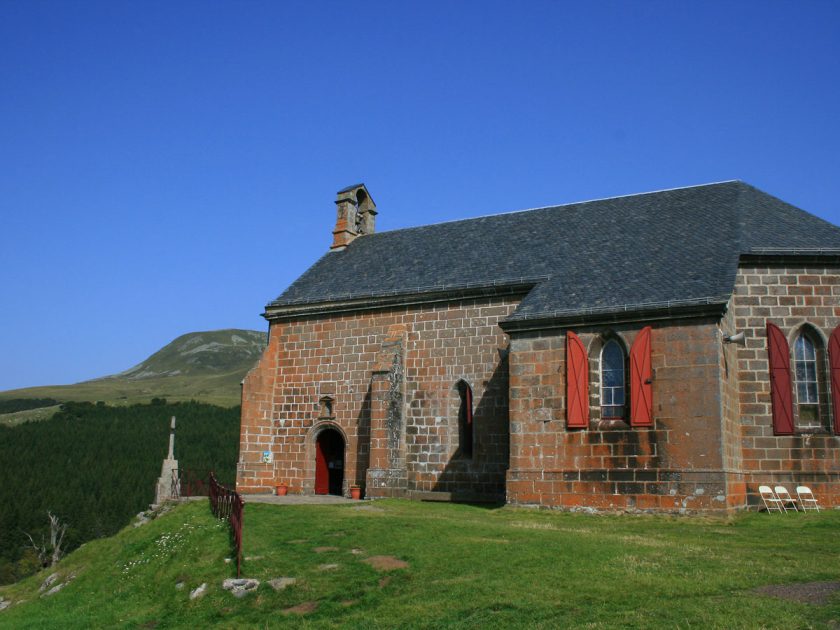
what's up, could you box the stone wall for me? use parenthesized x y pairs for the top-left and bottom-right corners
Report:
(730, 262), (840, 507)
(506, 319), (729, 513)
(239, 261), (840, 510)
(238, 331), (281, 492)
(237, 296), (518, 498)
(719, 303), (747, 510)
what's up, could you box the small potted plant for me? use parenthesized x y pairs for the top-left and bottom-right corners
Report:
(276, 482), (288, 496)
(350, 485), (362, 500)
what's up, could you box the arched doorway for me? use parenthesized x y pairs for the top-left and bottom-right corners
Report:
(315, 428), (345, 495)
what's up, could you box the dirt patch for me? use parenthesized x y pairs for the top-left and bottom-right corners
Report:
(378, 576), (392, 588)
(340, 599), (356, 607)
(283, 601), (319, 615)
(314, 546), (338, 553)
(364, 555), (409, 571)
(269, 577), (297, 591)
(754, 581), (840, 605)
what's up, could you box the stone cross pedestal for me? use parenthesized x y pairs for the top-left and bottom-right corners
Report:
(154, 416), (180, 506)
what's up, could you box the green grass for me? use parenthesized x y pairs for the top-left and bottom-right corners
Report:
(0, 372), (245, 412)
(1, 500), (839, 628)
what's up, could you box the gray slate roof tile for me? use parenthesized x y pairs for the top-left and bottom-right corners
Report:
(268, 182), (840, 322)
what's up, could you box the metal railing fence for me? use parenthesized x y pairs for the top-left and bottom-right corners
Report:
(209, 472), (244, 577)
(170, 469), (213, 498)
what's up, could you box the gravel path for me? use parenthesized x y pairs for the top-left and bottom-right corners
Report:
(242, 494), (357, 505)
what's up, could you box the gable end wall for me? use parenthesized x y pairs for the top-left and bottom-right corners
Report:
(237, 296), (518, 498)
(729, 263), (840, 507)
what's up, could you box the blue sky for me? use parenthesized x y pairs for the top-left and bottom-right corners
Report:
(1, 1), (838, 390)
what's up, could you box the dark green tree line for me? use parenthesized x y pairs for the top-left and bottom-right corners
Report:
(0, 401), (239, 584)
(0, 398), (59, 414)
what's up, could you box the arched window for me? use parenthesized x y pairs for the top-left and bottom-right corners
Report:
(457, 380), (473, 458)
(601, 340), (626, 420)
(793, 330), (824, 428)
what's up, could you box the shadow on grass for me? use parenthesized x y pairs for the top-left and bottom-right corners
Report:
(420, 499), (507, 510)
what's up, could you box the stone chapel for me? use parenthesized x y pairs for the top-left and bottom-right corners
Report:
(237, 181), (840, 512)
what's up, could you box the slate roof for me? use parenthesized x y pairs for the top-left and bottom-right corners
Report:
(267, 181), (840, 325)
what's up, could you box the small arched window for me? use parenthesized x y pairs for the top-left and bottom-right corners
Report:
(601, 340), (626, 419)
(457, 380), (473, 458)
(794, 331), (821, 427)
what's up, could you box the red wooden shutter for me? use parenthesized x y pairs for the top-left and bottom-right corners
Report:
(566, 331), (589, 428)
(828, 326), (840, 434)
(630, 326), (653, 427)
(766, 322), (794, 436)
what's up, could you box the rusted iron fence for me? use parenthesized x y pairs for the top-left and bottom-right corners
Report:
(170, 469), (213, 498)
(209, 472), (244, 577)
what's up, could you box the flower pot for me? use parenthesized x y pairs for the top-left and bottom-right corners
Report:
(350, 486), (361, 500)
(276, 484), (288, 496)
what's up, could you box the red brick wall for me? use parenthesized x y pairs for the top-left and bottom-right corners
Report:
(506, 320), (730, 513)
(236, 296), (518, 497)
(730, 263), (840, 508)
(237, 331), (280, 492)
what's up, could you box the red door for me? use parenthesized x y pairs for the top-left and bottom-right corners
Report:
(315, 436), (329, 495)
(315, 429), (344, 495)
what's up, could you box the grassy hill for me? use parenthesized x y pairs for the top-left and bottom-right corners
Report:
(1, 500), (839, 628)
(0, 329), (266, 420)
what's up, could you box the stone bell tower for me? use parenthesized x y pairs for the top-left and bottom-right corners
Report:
(331, 183), (377, 250)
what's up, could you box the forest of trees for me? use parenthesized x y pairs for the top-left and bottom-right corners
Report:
(0, 400), (239, 584)
(0, 398), (59, 414)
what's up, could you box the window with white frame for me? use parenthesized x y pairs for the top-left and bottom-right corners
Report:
(794, 332), (820, 426)
(601, 339), (626, 419)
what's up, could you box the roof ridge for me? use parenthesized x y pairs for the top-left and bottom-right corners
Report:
(371, 180), (744, 236)
(269, 180), (840, 322)
(732, 177), (750, 251)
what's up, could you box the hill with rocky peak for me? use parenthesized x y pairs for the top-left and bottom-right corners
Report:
(116, 330), (267, 380)
(0, 329), (267, 415)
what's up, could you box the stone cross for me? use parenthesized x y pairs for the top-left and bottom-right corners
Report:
(154, 416), (180, 506)
(167, 416), (176, 460)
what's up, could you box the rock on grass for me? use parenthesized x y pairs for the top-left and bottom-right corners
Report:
(222, 578), (260, 598)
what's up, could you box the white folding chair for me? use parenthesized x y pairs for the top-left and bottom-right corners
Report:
(796, 486), (820, 512)
(759, 485), (786, 513)
(774, 485), (799, 512)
